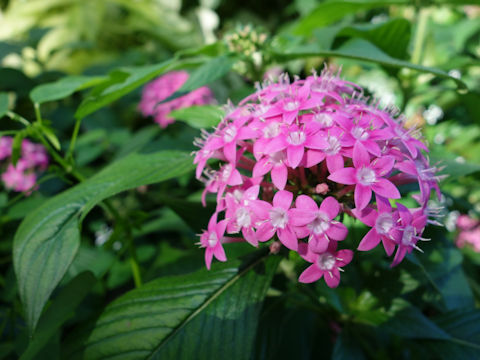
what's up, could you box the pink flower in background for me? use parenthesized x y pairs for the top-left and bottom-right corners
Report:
(199, 213), (228, 270)
(456, 214), (480, 251)
(194, 67), (440, 288)
(139, 70), (214, 128)
(0, 136), (48, 194)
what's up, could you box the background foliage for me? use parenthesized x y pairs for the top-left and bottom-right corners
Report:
(0, 0), (479, 359)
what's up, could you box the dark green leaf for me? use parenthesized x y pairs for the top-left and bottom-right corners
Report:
(381, 306), (451, 340)
(83, 251), (279, 360)
(337, 18), (411, 59)
(13, 151), (194, 333)
(294, 0), (408, 36)
(20, 272), (96, 360)
(332, 326), (366, 360)
(75, 59), (176, 119)
(272, 38), (467, 91)
(30, 76), (105, 104)
(0, 92), (9, 118)
(168, 105), (224, 129)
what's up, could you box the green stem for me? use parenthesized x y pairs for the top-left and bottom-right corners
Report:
(66, 117), (82, 160)
(129, 255), (143, 288)
(6, 111), (30, 127)
(34, 103), (42, 124)
(411, 8), (430, 66)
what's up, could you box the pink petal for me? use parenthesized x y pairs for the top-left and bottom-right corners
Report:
(305, 150), (325, 168)
(295, 194), (318, 211)
(205, 249), (214, 270)
(353, 142), (370, 168)
(324, 268), (341, 288)
(287, 145), (305, 169)
(319, 196), (340, 219)
(358, 228), (381, 251)
(223, 141), (237, 163)
(289, 209), (316, 226)
(250, 200), (271, 219)
(298, 264), (323, 283)
(253, 157), (273, 177)
(278, 227), (298, 250)
(242, 227), (258, 247)
(326, 154), (344, 173)
(265, 136), (287, 153)
(336, 249), (353, 267)
(309, 235), (329, 253)
(382, 236), (396, 256)
(391, 247), (407, 267)
(271, 164), (288, 190)
(363, 140), (381, 156)
(328, 167), (356, 185)
(238, 127), (258, 140)
(376, 195), (392, 213)
(352, 207), (377, 227)
(305, 134), (328, 149)
(273, 190), (293, 210)
(372, 156), (395, 176)
(355, 184), (372, 210)
(326, 222), (348, 241)
(216, 219), (228, 239)
(371, 179), (400, 199)
(256, 222), (276, 242)
(213, 243), (227, 262)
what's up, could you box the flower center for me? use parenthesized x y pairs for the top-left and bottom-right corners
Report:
(283, 100), (300, 112)
(314, 113), (333, 127)
(356, 167), (376, 185)
(352, 126), (369, 141)
(287, 130), (306, 146)
(317, 253), (336, 270)
(223, 126), (237, 143)
(324, 136), (341, 155)
(375, 213), (394, 235)
(263, 122), (281, 138)
(269, 151), (285, 165)
(401, 225), (416, 246)
(308, 211), (330, 235)
(221, 164), (232, 182)
(269, 207), (288, 229)
(236, 207), (252, 228)
(207, 232), (218, 247)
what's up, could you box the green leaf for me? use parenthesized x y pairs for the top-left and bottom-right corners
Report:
(168, 105), (224, 129)
(381, 306), (451, 340)
(39, 124), (61, 151)
(84, 251), (280, 360)
(425, 309), (480, 359)
(30, 75), (106, 104)
(272, 38), (467, 91)
(75, 59), (176, 119)
(20, 272), (96, 360)
(332, 326), (366, 360)
(160, 56), (235, 104)
(13, 150), (195, 333)
(337, 18), (411, 59)
(0, 92), (9, 118)
(294, 0), (408, 36)
(11, 130), (25, 166)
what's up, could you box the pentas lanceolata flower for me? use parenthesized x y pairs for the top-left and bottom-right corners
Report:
(0, 136), (48, 193)
(139, 70), (214, 128)
(194, 68), (442, 288)
(456, 214), (480, 252)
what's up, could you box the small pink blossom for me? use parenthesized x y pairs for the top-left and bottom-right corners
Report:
(298, 242), (353, 288)
(193, 67), (441, 284)
(139, 71), (214, 128)
(199, 214), (228, 270)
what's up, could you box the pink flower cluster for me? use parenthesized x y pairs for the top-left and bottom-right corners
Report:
(0, 136), (48, 193)
(194, 69), (441, 288)
(139, 70), (214, 128)
(456, 215), (480, 251)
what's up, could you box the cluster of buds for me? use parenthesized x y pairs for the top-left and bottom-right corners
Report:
(0, 136), (48, 193)
(194, 68), (442, 288)
(456, 214), (480, 252)
(139, 71), (214, 128)
(224, 24), (269, 78)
